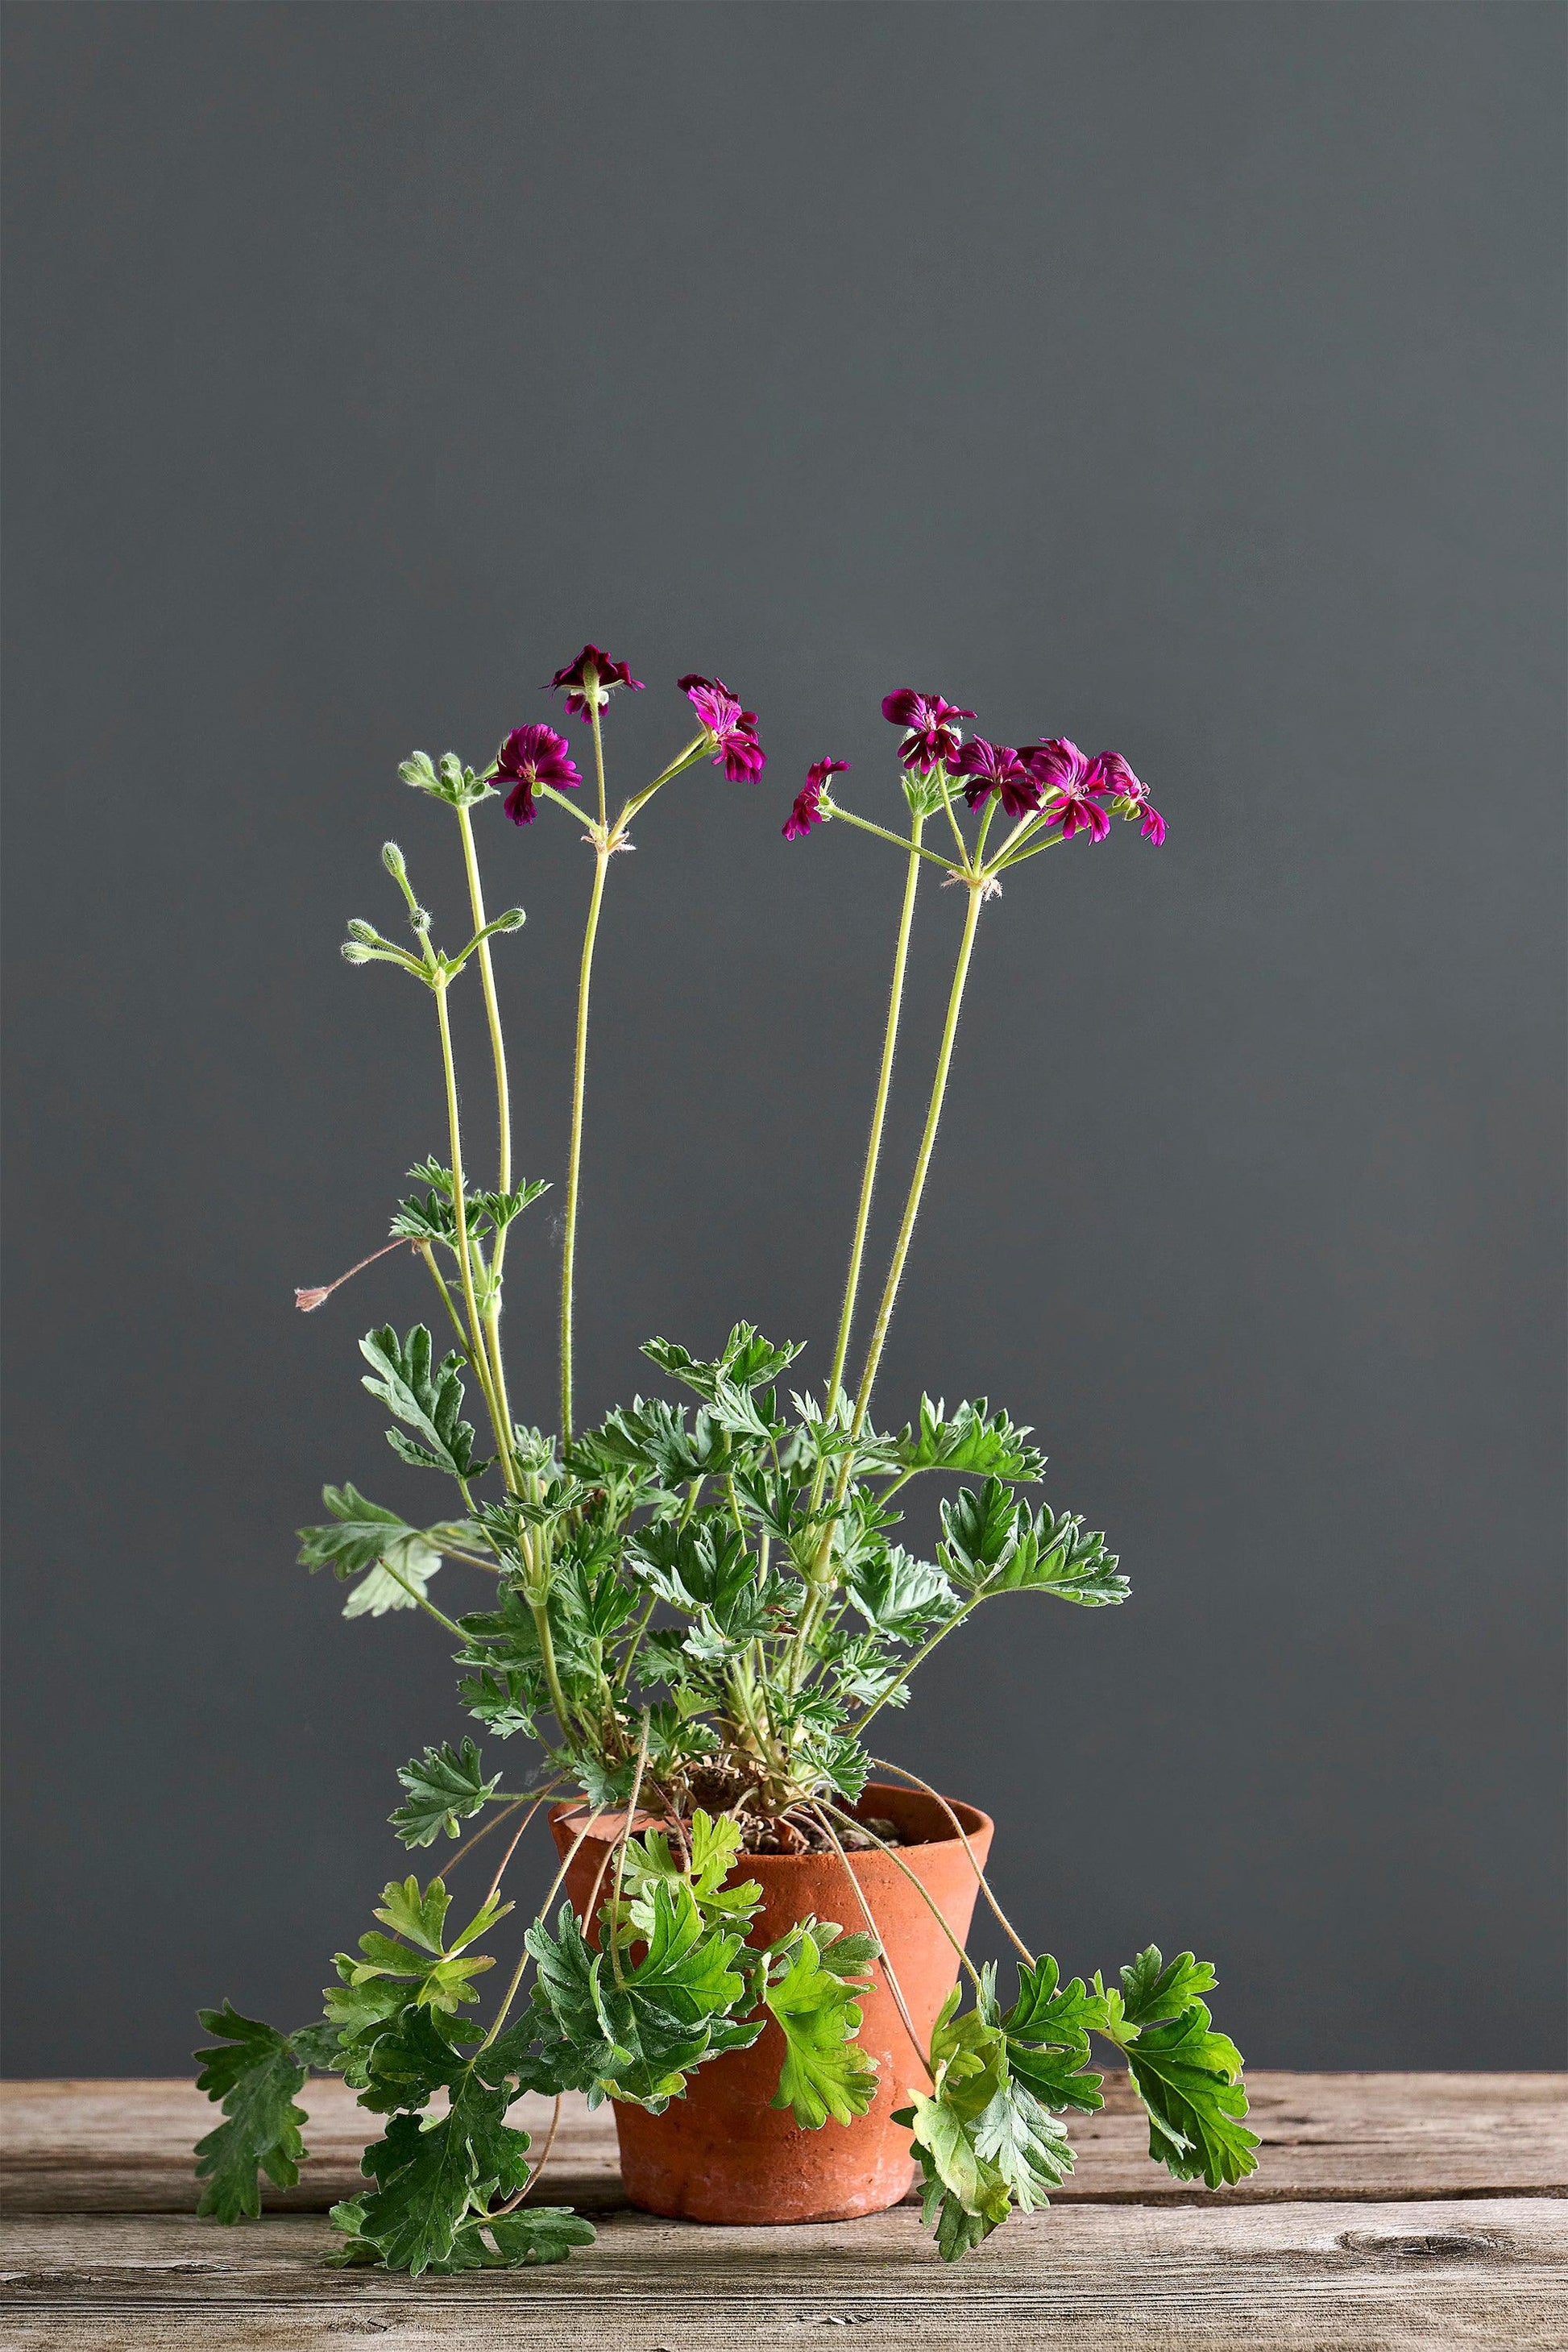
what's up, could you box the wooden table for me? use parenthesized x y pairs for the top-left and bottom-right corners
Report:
(2, 2074), (1565, 2347)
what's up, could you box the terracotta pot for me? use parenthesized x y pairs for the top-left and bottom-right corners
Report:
(547, 1781), (993, 2224)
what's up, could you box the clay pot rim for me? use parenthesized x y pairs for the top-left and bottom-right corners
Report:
(548, 1778), (993, 1861)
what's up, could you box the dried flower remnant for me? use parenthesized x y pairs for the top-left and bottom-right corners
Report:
(547, 644), (645, 722)
(784, 757), (847, 840)
(680, 674), (767, 782)
(881, 689), (975, 774)
(496, 725), (583, 825)
(952, 737), (1042, 822)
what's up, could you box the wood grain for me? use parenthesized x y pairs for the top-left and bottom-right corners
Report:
(3, 2073), (1564, 2215)
(2, 2200), (1565, 2350)
(3, 2079), (1565, 2350)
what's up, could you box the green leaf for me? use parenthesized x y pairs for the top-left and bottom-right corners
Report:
(1124, 2001), (1259, 2189)
(989, 1504), (1128, 1607)
(298, 1485), (416, 1579)
(930, 1994), (1010, 2122)
(193, 2006), (308, 2222)
(359, 1325), (490, 1481)
(763, 1931), (879, 2129)
(973, 2080), (1074, 2212)
(1119, 1947), (1219, 2026)
(1003, 1956), (1110, 2056)
(937, 1479), (1025, 1588)
(641, 1324), (803, 1400)
(421, 2205), (597, 2271)
(844, 1545), (957, 1640)
(353, 2074), (532, 2275)
(390, 1740), (501, 1848)
(868, 1396), (1047, 1483)
(373, 1876), (451, 1955)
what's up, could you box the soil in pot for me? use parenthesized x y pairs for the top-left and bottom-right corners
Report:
(548, 1781), (993, 2224)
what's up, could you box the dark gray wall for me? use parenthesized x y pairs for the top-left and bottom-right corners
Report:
(4, 1), (1562, 2077)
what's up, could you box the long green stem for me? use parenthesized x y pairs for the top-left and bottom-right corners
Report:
(852, 879), (986, 1436)
(589, 699), (608, 832)
(478, 1805), (600, 2053)
(560, 848), (610, 1444)
(822, 812), (927, 1425)
(433, 973), (514, 1484)
(454, 807), (523, 1475)
(529, 1597), (577, 1746)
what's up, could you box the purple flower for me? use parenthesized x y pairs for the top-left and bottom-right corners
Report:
(784, 757), (846, 840)
(1091, 750), (1167, 845)
(547, 645), (645, 723)
(881, 689), (975, 774)
(1023, 736), (1112, 843)
(952, 737), (1042, 820)
(496, 724), (583, 824)
(680, 674), (767, 782)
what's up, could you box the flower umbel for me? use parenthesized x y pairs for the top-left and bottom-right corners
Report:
(952, 737), (1042, 821)
(547, 645), (645, 723)
(1093, 752), (1166, 845)
(680, 674), (767, 782)
(783, 757), (847, 840)
(496, 724), (583, 824)
(1024, 737), (1111, 842)
(881, 689), (975, 774)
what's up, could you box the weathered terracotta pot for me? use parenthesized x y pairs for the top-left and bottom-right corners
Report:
(548, 1781), (993, 2223)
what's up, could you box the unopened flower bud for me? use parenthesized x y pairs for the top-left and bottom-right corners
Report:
(346, 918), (379, 944)
(495, 907), (526, 931)
(381, 841), (407, 878)
(341, 942), (374, 964)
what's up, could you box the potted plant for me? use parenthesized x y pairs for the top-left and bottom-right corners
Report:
(193, 649), (1256, 2273)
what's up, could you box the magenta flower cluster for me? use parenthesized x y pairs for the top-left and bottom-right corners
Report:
(799, 689), (1164, 847)
(680, 674), (767, 782)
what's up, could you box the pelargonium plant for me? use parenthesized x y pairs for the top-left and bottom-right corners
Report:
(193, 648), (1253, 2274)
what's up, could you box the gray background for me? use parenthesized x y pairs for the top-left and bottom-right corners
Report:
(4, 1), (1563, 2077)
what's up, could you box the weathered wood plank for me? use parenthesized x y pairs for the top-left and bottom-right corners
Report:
(3, 2074), (1564, 2215)
(2, 2200), (1565, 2349)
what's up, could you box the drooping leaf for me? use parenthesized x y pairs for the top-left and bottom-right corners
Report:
(973, 2079), (1074, 2211)
(763, 1931), (879, 2129)
(390, 1739), (501, 1848)
(1119, 1946), (1219, 2026)
(352, 2073), (533, 2275)
(193, 2006), (309, 2221)
(1124, 2001), (1259, 2189)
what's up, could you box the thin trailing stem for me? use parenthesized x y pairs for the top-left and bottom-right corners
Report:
(607, 1711), (652, 1992)
(869, 1757), (1033, 1963)
(852, 878), (986, 1436)
(483, 1786), (562, 1911)
(442, 1780), (565, 1877)
(807, 1802), (932, 2082)
(819, 1800), (984, 1993)
(560, 847), (609, 1445)
(589, 698), (608, 832)
(478, 1805), (600, 2054)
